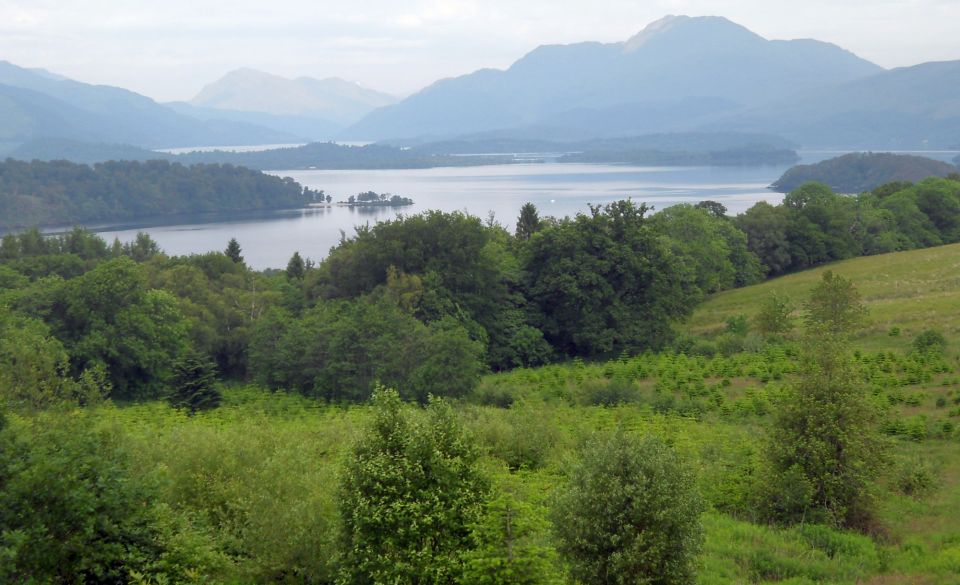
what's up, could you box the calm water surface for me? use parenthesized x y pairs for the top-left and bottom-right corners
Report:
(92, 162), (791, 269)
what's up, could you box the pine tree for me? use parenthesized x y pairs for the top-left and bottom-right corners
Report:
(515, 202), (542, 241)
(168, 350), (220, 414)
(461, 491), (563, 585)
(285, 251), (305, 280)
(225, 238), (244, 264)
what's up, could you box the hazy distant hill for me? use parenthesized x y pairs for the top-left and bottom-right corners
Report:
(343, 15), (882, 141)
(0, 84), (113, 145)
(6, 131), (797, 170)
(166, 102), (338, 141)
(190, 68), (396, 128)
(0, 61), (301, 149)
(405, 132), (796, 155)
(7, 138), (174, 165)
(713, 60), (960, 149)
(771, 152), (959, 193)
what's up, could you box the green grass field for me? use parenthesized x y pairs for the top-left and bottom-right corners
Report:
(688, 242), (960, 352)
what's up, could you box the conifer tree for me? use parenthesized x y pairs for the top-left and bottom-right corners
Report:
(286, 251), (306, 280)
(225, 238), (244, 264)
(169, 350), (220, 414)
(515, 202), (542, 241)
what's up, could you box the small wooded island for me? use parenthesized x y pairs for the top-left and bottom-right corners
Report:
(342, 191), (413, 207)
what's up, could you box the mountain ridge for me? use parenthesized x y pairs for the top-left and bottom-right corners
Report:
(190, 68), (396, 127)
(0, 61), (302, 149)
(341, 15), (883, 141)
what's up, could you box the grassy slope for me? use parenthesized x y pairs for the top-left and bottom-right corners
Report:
(688, 242), (960, 352)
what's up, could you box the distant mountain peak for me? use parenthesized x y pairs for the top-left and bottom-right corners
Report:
(190, 68), (395, 125)
(622, 15), (688, 51)
(622, 15), (761, 53)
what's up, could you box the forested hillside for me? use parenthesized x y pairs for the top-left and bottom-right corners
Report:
(772, 152), (959, 193)
(0, 159), (315, 229)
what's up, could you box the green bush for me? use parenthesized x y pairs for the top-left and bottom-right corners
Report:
(797, 524), (879, 564)
(716, 333), (747, 357)
(725, 314), (750, 336)
(0, 413), (214, 583)
(551, 431), (704, 585)
(896, 456), (938, 499)
(130, 403), (342, 583)
(754, 292), (794, 336)
(913, 329), (947, 354)
(472, 383), (518, 408)
(338, 388), (488, 584)
(689, 338), (719, 357)
(471, 404), (560, 471)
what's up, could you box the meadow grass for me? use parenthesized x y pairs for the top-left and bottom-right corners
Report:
(687, 242), (960, 352)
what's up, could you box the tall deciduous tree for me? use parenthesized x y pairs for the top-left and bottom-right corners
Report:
(0, 415), (174, 582)
(763, 272), (885, 528)
(522, 200), (696, 357)
(51, 257), (187, 400)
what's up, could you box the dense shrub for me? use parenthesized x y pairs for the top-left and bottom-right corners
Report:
(0, 414), (213, 583)
(250, 296), (485, 402)
(913, 329), (947, 354)
(338, 388), (488, 584)
(551, 431), (704, 585)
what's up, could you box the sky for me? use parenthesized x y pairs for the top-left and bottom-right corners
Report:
(0, 0), (958, 102)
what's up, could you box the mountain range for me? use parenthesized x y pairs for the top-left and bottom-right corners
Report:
(188, 68), (395, 125)
(341, 15), (884, 142)
(1, 15), (959, 155)
(0, 62), (395, 153)
(340, 16), (960, 149)
(166, 69), (397, 140)
(0, 61), (299, 150)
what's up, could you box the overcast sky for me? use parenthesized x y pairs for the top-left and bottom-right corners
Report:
(1, 0), (958, 102)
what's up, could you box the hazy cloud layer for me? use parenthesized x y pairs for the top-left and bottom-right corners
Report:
(0, 0), (957, 101)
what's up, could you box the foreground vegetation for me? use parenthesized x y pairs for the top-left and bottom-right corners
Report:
(5, 317), (960, 583)
(3, 177), (960, 582)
